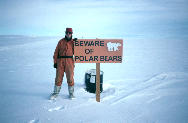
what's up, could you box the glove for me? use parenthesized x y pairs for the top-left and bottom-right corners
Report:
(54, 63), (57, 68)
(73, 38), (78, 41)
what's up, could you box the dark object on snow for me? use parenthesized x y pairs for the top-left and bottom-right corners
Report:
(54, 63), (57, 68)
(85, 69), (103, 93)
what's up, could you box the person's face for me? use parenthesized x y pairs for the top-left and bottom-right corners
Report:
(65, 32), (72, 38)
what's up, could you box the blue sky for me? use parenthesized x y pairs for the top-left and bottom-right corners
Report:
(0, 0), (188, 38)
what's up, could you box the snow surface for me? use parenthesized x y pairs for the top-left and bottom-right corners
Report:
(0, 35), (188, 123)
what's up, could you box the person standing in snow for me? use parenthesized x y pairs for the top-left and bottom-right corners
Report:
(50, 28), (75, 100)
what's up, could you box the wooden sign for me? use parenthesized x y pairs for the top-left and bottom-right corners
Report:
(74, 39), (123, 63)
(74, 39), (123, 102)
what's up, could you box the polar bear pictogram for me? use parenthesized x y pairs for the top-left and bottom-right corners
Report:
(107, 42), (121, 51)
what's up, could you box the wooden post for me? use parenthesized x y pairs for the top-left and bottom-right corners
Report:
(96, 63), (100, 102)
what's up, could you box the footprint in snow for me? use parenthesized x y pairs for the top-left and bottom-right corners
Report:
(147, 96), (161, 104)
(48, 106), (64, 112)
(28, 119), (39, 123)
